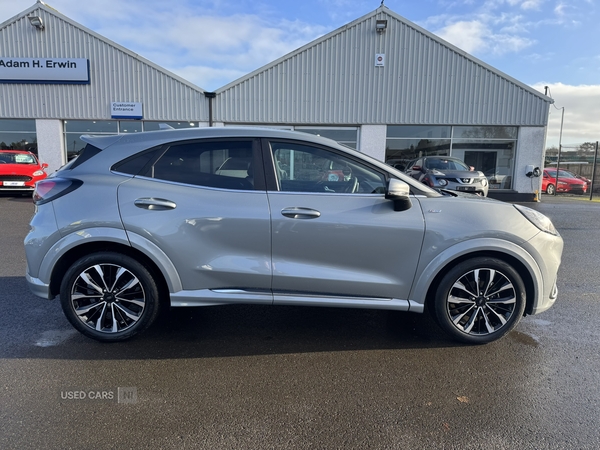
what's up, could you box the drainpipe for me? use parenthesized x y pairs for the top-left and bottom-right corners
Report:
(204, 92), (216, 127)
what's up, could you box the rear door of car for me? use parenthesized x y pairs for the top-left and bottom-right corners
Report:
(263, 138), (426, 304)
(116, 137), (273, 303)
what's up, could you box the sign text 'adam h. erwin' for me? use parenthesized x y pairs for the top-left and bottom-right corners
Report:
(0, 57), (90, 83)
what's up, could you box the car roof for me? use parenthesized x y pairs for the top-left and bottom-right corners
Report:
(425, 156), (463, 161)
(78, 126), (389, 171)
(81, 127), (343, 151)
(0, 149), (32, 154)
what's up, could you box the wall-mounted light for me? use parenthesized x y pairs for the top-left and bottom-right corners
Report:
(28, 15), (45, 30)
(376, 19), (387, 33)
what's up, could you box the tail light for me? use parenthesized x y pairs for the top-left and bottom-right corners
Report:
(33, 178), (83, 205)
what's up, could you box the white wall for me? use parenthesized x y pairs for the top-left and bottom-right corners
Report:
(358, 125), (387, 161)
(36, 119), (65, 174)
(514, 127), (546, 195)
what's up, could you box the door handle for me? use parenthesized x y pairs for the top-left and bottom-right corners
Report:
(281, 207), (321, 219)
(134, 198), (177, 210)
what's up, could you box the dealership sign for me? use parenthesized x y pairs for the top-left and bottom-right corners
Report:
(0, 57), (90, 83)
(111, 102), (143, 119)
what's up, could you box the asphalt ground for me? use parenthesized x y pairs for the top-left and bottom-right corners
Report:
(0, 192), (599, 449)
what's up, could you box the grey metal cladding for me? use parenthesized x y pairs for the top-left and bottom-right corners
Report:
(215, 8), (551, 126)
(0, 4), (208, 121)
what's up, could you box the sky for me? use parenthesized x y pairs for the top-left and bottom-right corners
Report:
(1, 0), (598, 149)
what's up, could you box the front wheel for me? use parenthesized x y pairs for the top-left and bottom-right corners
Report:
(60, 252), (161, 342)
(431, 257), (526, 344)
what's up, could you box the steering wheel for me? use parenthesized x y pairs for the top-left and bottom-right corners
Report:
(344, 176), (359, 193)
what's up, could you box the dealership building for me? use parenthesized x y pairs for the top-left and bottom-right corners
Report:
(1, 1), (553, 201)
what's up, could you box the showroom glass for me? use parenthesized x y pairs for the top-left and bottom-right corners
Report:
(294, 127), (358, 149)
(386, 125), (517, 189)
(270, 141), (386, 194)
(63, 120), (200, 160)
(140, 140), (255, 190)
(0, 119), (37, 154)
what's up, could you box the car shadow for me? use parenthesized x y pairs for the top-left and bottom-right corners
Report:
(1, 275), (460, 360)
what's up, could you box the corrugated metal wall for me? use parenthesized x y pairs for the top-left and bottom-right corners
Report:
(0, 5), (208, 121)
(215, 9), (550, 126)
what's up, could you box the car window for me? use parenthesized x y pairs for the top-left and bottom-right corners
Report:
(140, 139), (256, 190)
(0, 152), (36, 164)
(269, 141), (387, 194)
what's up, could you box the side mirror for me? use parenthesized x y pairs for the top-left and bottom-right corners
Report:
(42, 163), (49, 169)
(469, 166), (475, 171)
(411, 165), (421, 171)
(385, 178), (412, 211)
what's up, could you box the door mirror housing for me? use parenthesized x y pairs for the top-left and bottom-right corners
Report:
(386, 178), (412, 211)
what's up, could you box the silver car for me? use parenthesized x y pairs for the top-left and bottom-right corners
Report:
(405, 156), (489, 196)
(25, 128), (562, 344)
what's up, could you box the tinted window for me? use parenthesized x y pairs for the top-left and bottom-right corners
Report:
(112, 146), (163, 175)
(142, 140), (255, 190)
(270, 142), (386, 194)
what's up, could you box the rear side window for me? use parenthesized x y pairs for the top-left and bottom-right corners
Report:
(112, 146), (163, 176)
(140, 139), (257, 190)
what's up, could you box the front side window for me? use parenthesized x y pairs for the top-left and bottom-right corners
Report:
(270, 141), (386, 194)
(139, 140), (256, 190)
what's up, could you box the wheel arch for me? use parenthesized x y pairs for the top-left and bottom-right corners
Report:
(49, 241), (171, 303)
(410, 239), (541, 316)
(423, 251), (535, 316)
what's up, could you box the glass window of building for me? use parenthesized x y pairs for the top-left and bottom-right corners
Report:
(386, 125), (517, 189)
(64, 120), (201, 160)
(64, 120), (119, 160)
(143, 121), (199, 131)
(294, 127), (359, 149)
(0, 119), (38, 154)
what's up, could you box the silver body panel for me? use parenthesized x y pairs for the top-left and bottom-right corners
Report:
(24, 127), (562, 320)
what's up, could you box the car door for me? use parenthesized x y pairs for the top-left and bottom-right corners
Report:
(116, 137), (273, 304)
(264, 139), (426, 306)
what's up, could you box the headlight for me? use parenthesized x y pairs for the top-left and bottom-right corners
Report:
(438, 179), (448, 186)
(33, 170), (45, 177)
(514, 204), (559, 236)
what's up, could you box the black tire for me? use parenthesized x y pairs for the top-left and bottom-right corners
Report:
(546, 184), (555, 195)
(431, 257), (526, 344)
(60, 252), (161, 342)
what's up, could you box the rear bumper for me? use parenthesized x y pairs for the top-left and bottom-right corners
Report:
(26, 271), (53, 299)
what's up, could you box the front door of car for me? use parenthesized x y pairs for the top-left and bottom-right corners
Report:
(264, 140), (426, 303)
(116, 138), (273, 303)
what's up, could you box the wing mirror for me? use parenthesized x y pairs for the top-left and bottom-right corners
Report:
(386, 178), (412, 211)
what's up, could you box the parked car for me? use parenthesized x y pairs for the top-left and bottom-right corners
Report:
(25, 128), (562, 344)
(405, 156), (489, 196)
(0, 150), (48, 193)
(542, 168), (588, 195)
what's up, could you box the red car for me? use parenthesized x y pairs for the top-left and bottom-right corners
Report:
(542, 168), (588, 195)
(0, 150), (48, 193)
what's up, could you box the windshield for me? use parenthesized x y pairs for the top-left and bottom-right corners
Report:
(0, 152), (37, 164)
(547, 169), (575, 178)
(426, 158), (469, 171)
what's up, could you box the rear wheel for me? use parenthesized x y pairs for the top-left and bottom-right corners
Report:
(546, 184), (555, 195)
(432, 257), (526, 344)
(60, 252), (161, 342)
